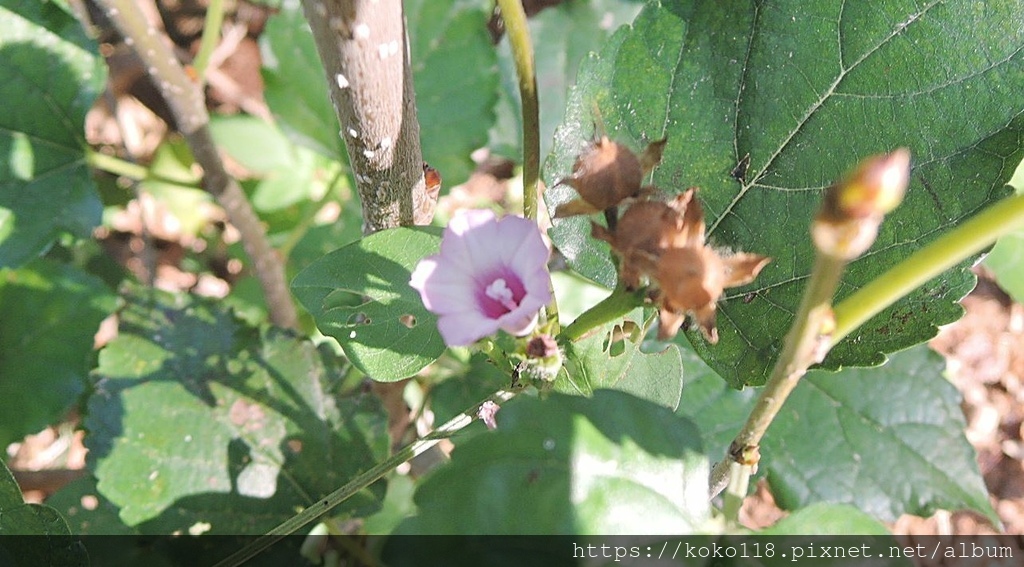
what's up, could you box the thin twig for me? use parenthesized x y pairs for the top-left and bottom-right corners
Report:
(97, 0), (297, 329)
(708, 254), (844, 498)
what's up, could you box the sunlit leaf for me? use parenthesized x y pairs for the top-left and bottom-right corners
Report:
(292, 226), (444, 381)
(393, 390), (708, 536)
(678, 344), (995, 523)
(0, 0), (105, 267)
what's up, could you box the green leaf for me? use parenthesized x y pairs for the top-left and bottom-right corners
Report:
(545, 0), (1024, 386)
(261, 3), (347, 161)
(489, 0), (644, 160)
(760, 503), (891, 535)
(292, 226), (445, 381)
(0, 259), (117, 448)
(85, 286), (389, 531)
(678, 344), (995, 523)
(209, 114), (336, 213)
(406, 0), (498, 187)
(0, 459), (86, 565)
(395, 390), (709, 534)
(0, 0), (106, 267)
(557, 308), (684, 410)
(429, 353), (508, 426)
(674, 339), (758, 459)
(209, 115), (296, 174)
(983, 156), (1024, 302)
(765, 346), (995, 523)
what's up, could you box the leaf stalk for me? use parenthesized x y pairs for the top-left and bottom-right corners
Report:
(832, 193), (1024, 342)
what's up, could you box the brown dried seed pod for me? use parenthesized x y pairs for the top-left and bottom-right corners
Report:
(651, 244), (770, 343)
(593, 200), (683, 288)
(556, 136), (643, 216)
(655, 247), (725, 341)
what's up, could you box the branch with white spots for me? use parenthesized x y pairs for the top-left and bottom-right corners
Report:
(300, 0), (436, 233)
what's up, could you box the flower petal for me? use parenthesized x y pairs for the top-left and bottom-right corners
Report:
(439, 209), (504, 276)
(436, 309), (501, 347)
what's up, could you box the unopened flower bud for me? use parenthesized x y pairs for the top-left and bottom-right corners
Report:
(520, 334), (563, 382)
(813, 149), (911, 259)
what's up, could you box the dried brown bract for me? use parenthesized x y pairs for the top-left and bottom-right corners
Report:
(592, 189), (698, 288)
(554, 136), (666, 218)
(596, 186), (770, 343)
(653, 246), (771, 342)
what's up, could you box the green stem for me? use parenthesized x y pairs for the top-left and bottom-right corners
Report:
(191, 0), (225, 82)
(558, 285), (646, 342)
(86, 150), (148, 180)
(496, 0), (559, 332)
(709, 253), (847, 498)
(496, 0), (539, 222)
(833, 193), (1024, 343)
(722, 461), (751, 526)
(211, 389), (516, 567)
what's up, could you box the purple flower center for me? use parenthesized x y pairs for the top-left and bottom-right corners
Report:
(476, 270), (526, 318)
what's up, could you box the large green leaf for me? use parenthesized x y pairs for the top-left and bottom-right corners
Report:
(292, 226), (445, 381)
(406, 0), (498, 187)
(0, 459), (86, 564)
(0, 0), (105, 267)
(760, 503), (891, 536)
(545, 0), (1024, 387)
(557, 308), (684, 410)
(394, 390), (709, 536)
(678, 344), (995, 523)
(85, 286), (389, 531)
(0, 259), (117, 448)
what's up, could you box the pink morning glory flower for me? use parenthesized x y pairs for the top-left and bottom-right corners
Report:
(410, 209), (551, 347)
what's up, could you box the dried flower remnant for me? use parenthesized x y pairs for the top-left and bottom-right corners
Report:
(592, 190), (698, 288)
(554, 136), (666, 218)
(654, 246), (771, 342)
(650, 189), (770, 342)
(410, 209), (551, 347)
(520, 334), (563, 382)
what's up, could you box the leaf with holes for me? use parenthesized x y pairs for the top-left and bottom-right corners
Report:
(86, 286), (389, 530)
(292, 226), (445, 381)
(545, 0), (1024, 387)
(557, 308), (684, 410)
(677, 344), (995, 523)
(0, 0), (106, 267)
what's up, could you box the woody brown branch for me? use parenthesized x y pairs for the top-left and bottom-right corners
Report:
(299, 0), (435, 232)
